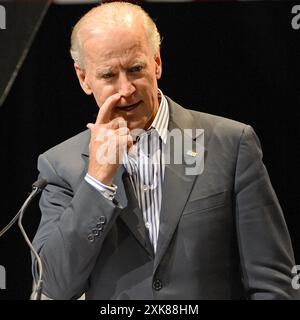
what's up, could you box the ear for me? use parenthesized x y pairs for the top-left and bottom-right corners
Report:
(154, 52), (162, 80)
(74, 64), (92, 95)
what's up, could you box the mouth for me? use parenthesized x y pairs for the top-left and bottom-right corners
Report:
(116, 101), (141, 112)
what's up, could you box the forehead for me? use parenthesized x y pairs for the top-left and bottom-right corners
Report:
(82, 26), (151, 65)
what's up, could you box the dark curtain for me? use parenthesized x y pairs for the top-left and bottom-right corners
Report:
(0, 2), (299, 299)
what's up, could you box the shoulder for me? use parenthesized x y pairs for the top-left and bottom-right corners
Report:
(166, 96), (250, 141)
(38, 130), (90, 187)
(42, 129), (90, 162)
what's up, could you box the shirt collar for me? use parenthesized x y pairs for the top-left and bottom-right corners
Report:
(148, 89), (169, 144)
(123, 90), (169, 168)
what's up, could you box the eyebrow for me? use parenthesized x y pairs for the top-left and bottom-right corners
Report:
(95, 60), (147, 77)
(130, 61), (147, 68)
(95, 68), (114, 77)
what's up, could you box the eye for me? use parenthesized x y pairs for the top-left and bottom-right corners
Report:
(129, 65), (143, 73)
(102, 72), (115, 79)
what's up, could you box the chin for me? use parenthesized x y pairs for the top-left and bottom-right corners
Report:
(127, 121), (147, 131)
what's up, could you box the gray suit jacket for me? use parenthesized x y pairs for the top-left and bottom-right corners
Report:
(32, 97), (299, 300)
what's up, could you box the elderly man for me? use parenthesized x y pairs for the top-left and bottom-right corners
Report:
(32, 2), (299, 300)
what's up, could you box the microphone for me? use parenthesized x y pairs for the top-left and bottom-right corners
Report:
(0, 178), (47, 237)
(32, 178), (48, 191)
(0, 177), (48, 300)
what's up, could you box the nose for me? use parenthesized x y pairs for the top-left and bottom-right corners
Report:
(118, 73), (136, 98)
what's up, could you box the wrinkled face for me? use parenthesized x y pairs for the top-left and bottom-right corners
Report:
(75, 22), (162, 130)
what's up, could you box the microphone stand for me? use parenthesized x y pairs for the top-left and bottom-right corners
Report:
(0, 178), (47, 300)
(18, 185), (44, 300)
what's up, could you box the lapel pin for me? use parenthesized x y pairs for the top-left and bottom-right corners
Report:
(186, 150), (198, 157)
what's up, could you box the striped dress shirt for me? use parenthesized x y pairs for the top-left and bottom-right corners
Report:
(85, 90), (169, 253)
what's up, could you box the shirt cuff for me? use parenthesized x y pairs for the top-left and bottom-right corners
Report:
(84, 174), (117, 201)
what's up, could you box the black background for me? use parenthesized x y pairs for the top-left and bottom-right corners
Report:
(0, 1), (299, 299)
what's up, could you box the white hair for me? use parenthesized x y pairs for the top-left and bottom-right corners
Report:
(70, 2), (161, 68)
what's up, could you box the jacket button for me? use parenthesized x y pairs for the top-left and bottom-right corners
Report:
(99, 216), (106, 224)
(87, 234), (94, 243)
(92, 228), (100, 236)
(96, 222), (103, 230)
(152, 279), (162, 291)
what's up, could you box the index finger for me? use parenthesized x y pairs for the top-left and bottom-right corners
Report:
(95, 93), (121, 124)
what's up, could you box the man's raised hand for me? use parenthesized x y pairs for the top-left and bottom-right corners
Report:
(87, 94), (133, 186)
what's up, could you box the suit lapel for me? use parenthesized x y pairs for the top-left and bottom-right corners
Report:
(154, 98), (205, 272)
